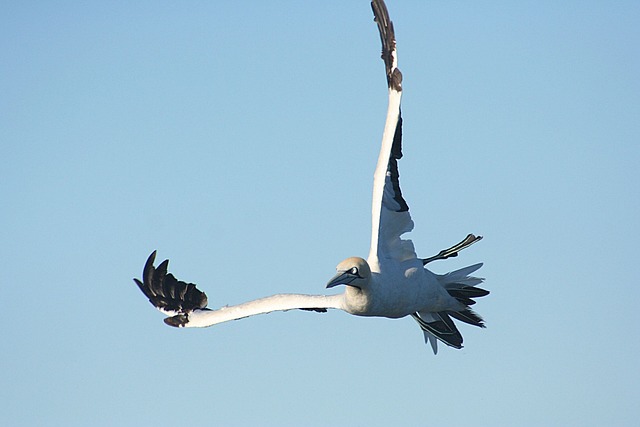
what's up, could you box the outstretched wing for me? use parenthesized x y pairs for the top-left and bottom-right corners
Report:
(133, 251), (344, 328)
(368, 0), (416, 266)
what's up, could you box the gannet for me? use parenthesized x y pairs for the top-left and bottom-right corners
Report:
(134, 0), (489, 353)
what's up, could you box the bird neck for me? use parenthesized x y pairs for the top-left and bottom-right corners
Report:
(343, 285), (372, 315)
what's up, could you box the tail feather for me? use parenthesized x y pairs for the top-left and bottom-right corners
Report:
(445, 285), (489, 323)
(437, 263), (484, 286)
(415, 263), (489, 353)
(438, 263), (489, 328)
(447, 285), (490, 300)
(450, 295), (477, 306)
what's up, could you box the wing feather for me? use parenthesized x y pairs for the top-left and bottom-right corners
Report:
(133, 252), (343, 327)
(369, 0), (416, 265)
(133, 251), (207, 316)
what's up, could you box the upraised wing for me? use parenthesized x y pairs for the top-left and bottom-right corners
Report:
(368, 0), (416, 266)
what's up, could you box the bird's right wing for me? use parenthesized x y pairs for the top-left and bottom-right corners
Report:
(134, 252), (344, 327)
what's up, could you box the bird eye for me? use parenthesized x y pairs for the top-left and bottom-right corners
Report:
(350, 267), (359, 276)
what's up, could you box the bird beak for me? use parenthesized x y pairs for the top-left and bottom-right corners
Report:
(326, 271), (356, 288)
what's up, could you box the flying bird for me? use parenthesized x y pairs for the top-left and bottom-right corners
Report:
(134, 0), (488, 354)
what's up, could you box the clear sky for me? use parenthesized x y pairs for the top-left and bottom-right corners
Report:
(2, 1), (639, 426)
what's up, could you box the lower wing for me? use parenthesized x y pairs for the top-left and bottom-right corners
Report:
(134, 251), (344, 327)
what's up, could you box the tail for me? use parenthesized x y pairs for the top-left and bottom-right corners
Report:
(413, 263), (489, 353)
(440, 263), (489, 328)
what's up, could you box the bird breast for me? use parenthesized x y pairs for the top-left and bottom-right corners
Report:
(343, 286), (373, 315)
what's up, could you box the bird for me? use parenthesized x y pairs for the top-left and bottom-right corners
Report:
(134, 0), (489, 354)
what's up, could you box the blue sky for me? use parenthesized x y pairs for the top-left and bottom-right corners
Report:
(2, 1), (639, 425)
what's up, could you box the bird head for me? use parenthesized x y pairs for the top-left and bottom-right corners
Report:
(326, 257), (371, 290)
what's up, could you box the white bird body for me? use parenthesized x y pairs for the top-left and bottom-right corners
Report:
(331, 256), (442, 318)
(134, 0), (489, 354)
(371, 263), (459, 318)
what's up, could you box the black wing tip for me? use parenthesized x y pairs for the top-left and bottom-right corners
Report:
(371, 0), (402, 91)
(133, 251), (208, 315)
(413, 313), (464, 349)
(143, 250), (157, 275)
(164, 314), (189, 327)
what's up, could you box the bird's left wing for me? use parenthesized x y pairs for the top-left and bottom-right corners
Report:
(368, 0), (416, 266)
(134, 251), (343, 327)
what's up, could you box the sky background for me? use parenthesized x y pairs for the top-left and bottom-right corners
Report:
(2, 1), (639, 426)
